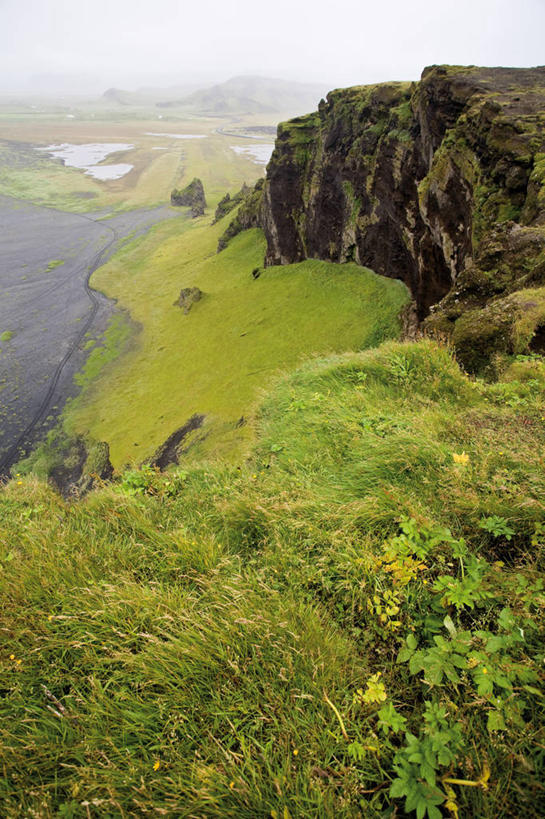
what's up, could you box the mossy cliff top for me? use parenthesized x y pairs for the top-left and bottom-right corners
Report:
(262, 65), (545, 372)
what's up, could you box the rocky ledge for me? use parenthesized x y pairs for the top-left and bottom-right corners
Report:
(171, 178), (207, 217)
(259, 65), (545, 372)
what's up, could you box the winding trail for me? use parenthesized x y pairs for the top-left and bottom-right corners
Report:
(0, 197), (181, 475)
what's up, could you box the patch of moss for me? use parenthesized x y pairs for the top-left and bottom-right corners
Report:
(72, 313), (132, 391)
(277, 112), (321, 145)
(451, 286), (545, 373)
(46, 259), (65, 271)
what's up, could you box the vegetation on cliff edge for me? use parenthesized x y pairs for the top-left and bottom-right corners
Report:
(1, 341), (544, 818)
(61, 219), (407, 469)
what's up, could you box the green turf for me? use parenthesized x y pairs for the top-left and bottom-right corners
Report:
(65, 217), (408, 467)
(1, 341), (544, 817)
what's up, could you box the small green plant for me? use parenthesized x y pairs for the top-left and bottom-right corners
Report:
(390, 704), (464, 819)
(120, 464), (159, 495)
(163, 469), (189, 497)
(479, 515), (515, 541)
(387, 351), (414, 383)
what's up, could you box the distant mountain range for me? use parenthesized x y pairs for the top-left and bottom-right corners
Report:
(101, 83), (202, 106)
(102, 75), (329, 116)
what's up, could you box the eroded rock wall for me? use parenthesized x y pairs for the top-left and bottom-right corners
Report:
(262, 65), (545, 368)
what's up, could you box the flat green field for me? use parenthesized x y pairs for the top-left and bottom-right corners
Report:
(0, 115), (271, 213)
(65, 214), (409, 467)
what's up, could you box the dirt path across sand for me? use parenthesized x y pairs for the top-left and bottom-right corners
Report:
(0, 196), (182, 475)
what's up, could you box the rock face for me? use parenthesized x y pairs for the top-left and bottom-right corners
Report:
(213, 184), (251, 224)
(261, 66), (545, 371)
(217, 179), (265, 252)
(45, 434), (113, 497)
(171, 178), (207, 217)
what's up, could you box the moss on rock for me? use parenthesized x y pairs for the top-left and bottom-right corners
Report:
(212, 183), (251, 224)
(217, 179), (264, 252)
(450, 286), (545, 374)
(171, 178), (207, 217)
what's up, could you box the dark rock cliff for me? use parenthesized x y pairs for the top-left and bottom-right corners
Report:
(261, 65), (545, 371)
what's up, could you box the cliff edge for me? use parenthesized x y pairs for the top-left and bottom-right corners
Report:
(261, 65), (545, 371)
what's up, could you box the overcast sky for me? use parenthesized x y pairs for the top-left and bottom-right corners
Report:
(1, 0), (544, 95)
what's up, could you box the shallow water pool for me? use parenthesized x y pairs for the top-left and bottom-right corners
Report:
(230, 144), (275, 165)
(37, 143), (135, 180)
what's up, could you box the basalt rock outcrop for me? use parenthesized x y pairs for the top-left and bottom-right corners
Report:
(213, 184), (251, 223)
(217, 178), (265, 252)
(261, 65), (545, 372)
(171, 178), (207, 217)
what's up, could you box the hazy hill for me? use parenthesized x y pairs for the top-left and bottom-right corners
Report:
(157, 75), (329, 115)
(100, 82), (203, 106)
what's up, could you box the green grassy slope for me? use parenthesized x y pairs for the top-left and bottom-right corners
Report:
(1, 341), (544, 817)
(65, 216), (408, 467)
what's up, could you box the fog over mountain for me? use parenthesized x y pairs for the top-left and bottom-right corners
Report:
(1, 0), (544, 96)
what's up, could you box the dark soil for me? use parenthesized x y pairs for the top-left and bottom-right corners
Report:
(0, 195), (182, 477)
(149, 414), (205, 469)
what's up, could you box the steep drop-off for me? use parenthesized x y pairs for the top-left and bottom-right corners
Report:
(260, 65), (545, 370)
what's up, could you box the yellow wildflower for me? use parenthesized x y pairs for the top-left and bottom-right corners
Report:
(293, 749), (299, 756)
(229, 781), (235, 789)
(9, 654), (15, 660)
(452, 451), (470, 466)
(153, 761), (161, 771)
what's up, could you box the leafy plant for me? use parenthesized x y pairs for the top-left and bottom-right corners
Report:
(479, 515), (516, 541)
(390, 704), (464, 819)
(121, 464), (159, 495)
